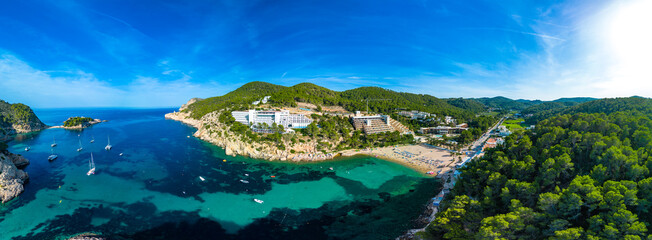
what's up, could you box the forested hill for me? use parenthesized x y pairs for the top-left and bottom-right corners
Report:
(184, 81), (478, 120)
(425, 97), (652, 239)
(473, 96), (543, 111)
(0, 100), (46, 137)
(0, 100), (45, 128)
(472, 96), (597, 111)
(526, 97), (652, 123)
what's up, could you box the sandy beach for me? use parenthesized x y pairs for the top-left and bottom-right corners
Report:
(166, 111), (465, 176)
(339, 144), (463, 175)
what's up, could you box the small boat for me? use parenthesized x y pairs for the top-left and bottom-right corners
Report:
(253, 199), (264, 204)
(51, 137), (57, 147)
(77, 139), (83, 152)
(48, 149), (57, 161)
(329, 167), (334, 170)
(24, 146), (30, 152)
(244, 173), (249, 177)
(240, 179), (249, 184)
(87, 153), (96, 176)
(90, 136), (95, 143)
(119, 153), (124, 156)
(199, 176), (205, 181)
(105, 136), (112, 151)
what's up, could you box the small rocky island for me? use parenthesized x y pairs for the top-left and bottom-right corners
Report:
(58, 116), (105, 129)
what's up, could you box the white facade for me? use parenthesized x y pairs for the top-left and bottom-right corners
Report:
(231, 110), (313, 129)
(444, 116), (456, 124)
(398, 110), (432, 119)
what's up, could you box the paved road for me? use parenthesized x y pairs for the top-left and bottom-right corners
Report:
(465, 117), (507, 157)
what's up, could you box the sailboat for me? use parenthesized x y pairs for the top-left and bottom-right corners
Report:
(105, 136), (112, 151)
(77, 139), (83, 152)
(51, 137), (57, 147)
(87, 153), (96, 175)
(48, 149), (58, 161)
(90, 136), (95, 143)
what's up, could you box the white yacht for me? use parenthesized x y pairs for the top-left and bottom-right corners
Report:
(77, 139), (83, 152)
(87, 153), (96, 176)
(48, 149), (57, 161)
(105, 136), (112, 151)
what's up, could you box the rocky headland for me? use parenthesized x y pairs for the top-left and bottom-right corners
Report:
(0, 100), (46, 203)
(0, 151), (30, 203)
(0, 120), (48, 142)
(166, 110), (334, 162)
(165, 99), (453, 175)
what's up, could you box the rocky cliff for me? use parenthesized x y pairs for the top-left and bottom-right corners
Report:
(166, 100), (337, 162)
(0, 151), (30, 203)
(0, 100), (43, 203)
(0, 100), (47, 141)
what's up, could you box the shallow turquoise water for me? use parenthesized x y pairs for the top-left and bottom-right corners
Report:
(0, 109), (440, 239)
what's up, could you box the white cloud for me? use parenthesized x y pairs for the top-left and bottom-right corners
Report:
(0, 54), (225, 108)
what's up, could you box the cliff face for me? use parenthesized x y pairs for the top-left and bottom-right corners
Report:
(0, 151), (30, 203)
(0, 100), (47, 141)
(0, 100), (43, 203)
(165, 99), (335, 162)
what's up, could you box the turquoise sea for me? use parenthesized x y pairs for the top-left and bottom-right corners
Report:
(0, 109), (440, 240)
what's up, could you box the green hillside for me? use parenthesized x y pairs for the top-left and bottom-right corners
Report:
(184, 82), (478, 120)
(424, 97), (652, 239)
(552, 97), (598, 103)
(521, 101), (577, 116)
(473, 96), (542, 111)
(527, 97), (651, 123)
(0, 100), (45, 129)
(445, 98), (487, 113)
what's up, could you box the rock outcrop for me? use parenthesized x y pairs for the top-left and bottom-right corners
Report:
(67, 233), (107, 240)
(166, 99), (337, 162)
(179, 97), (202, 111)
(0, 151), (30, 203)
(0, 100), (48, 141)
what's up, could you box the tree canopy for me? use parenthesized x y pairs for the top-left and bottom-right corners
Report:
(427, 97), (652, 240)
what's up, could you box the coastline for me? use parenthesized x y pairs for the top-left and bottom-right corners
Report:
(50, 119), (106, 130)
(165, 111), (461, 176)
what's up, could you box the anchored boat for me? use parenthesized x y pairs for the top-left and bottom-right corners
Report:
(87, 153), (96, 176)
(105, 136), (112, 150)
(77, 139), (83, 152)
(48, 149), (58, 161)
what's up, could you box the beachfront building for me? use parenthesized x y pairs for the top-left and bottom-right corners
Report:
(351, 115), (411, 134)
(419, 123), (469, 135)
(398, 110), (433, 119)
(444, 116), (455, 124)
(232, 109), (313, 130)
(494, 125), (511, 136)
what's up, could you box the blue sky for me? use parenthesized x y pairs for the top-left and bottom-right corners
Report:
(0, 0), (650, 108)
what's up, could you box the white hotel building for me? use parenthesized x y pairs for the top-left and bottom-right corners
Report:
(231, 110), (313, 130)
